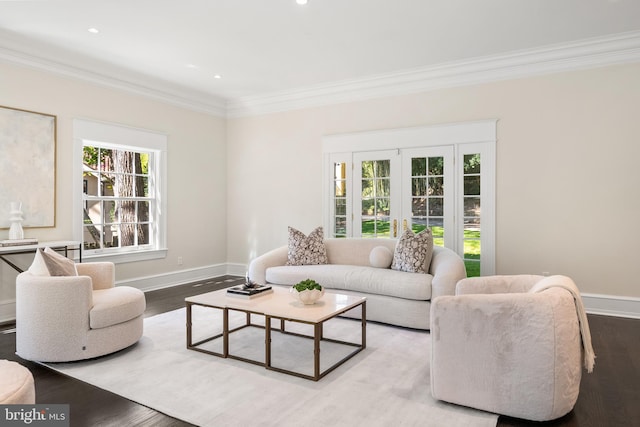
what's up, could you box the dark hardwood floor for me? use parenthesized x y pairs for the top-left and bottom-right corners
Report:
(1, 275), (639, 427)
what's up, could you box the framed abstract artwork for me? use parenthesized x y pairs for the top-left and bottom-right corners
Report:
(0, 105), (57, 229)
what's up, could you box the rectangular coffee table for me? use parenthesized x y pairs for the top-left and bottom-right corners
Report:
(185, 286), (366, 381)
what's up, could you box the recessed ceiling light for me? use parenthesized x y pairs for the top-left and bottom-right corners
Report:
(88, 28), (99, 34)
(186, 64), (198, 69)
(214, 74), (222, 79)
(296, 0), (308, 5)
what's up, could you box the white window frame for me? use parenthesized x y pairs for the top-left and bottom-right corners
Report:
(322, 119), (497, 275)
(73, 119), (168, 263)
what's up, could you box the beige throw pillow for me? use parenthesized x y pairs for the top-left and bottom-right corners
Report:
(28, 247), (78, 276)
(391, 228), (434, 273)
(369, 246), (393, 268)
(286, 226), (328, 266)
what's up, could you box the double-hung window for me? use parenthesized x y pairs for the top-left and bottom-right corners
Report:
(73, 119), (167, 262)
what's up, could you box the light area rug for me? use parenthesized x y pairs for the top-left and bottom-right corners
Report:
(45, 307), (498, 427)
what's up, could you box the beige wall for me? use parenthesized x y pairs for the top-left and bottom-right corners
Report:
(0, 62), (227, 308)
(227, 63), (640, 298)
(1, 60), (637, 306)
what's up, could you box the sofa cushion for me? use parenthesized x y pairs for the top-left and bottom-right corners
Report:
(266, 264), (432, 300)
(90, 286), (146, 329)
(391, 228), (433, 273)
(286, 226), (328, 266)
(369, 246), (393, 268)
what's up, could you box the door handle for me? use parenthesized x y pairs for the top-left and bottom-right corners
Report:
(393, 219), (397, 238)
(403, 219), (408, 231)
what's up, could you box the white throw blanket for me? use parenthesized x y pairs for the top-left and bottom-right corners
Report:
(530, 275), (596, 373)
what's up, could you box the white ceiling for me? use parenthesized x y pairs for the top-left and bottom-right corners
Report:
(1, 0), (639, 115)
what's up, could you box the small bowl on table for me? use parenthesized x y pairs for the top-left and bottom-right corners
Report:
(290, 280), (324, 305)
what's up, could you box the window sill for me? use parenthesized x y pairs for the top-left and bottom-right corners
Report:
(82, 248), (168, 264)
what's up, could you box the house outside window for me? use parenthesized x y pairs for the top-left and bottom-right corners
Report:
(73, 119), (167, 263)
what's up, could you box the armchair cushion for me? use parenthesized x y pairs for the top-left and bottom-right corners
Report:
(91, 286), (146, 329)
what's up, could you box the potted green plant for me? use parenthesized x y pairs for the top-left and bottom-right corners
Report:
(290, 279), (325, 305)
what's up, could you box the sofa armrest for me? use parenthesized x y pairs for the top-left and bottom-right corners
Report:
(248, 246), (288, 285)
(429, 246), (467, 299)
(76, 262), (115, 290)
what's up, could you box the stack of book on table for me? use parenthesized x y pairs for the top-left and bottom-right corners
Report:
(226, 283), (273, 299)
(0, 238), (38, 247)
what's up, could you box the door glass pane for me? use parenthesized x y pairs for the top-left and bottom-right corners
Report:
(361, 159), (391, 237)
(428, 197), (443, 216)
(412, 177), (426, 196)
(428, 157), (444, 175)
(463, 153), (481, 276)
(428, 177), (444, 195)
(429, 218), (444, 246)
(464, 154), (481, 173)
(464, 176), (480, 195)
(412, 157), (426, 175)
(335, 217), (346, 237)
(464, 197), (481, 216)
(412, 198), (426, 216)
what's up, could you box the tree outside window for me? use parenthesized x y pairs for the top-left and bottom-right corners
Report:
(82, 145), (153, 251)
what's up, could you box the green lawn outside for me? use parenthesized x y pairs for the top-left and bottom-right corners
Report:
(361, 220), (481, 277)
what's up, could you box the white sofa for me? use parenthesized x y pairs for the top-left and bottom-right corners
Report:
(248, 238), (466, 330)
(16, 262), (146, 362)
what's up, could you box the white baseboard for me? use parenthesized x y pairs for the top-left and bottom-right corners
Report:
(3, 269), (639, 323)
(0, 263), (244, 324)
(116, 263), (234, 292)
(582, 293), (640, 319)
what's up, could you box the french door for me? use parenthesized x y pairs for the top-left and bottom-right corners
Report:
(351, 148), (455, 247)
(323, 120), (496, 276)
(401, 147), (455, 247)
(352, 150), (401, 238)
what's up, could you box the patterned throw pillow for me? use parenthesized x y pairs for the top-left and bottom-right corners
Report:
(286, 226), (328, 266)
(391, 228), (434, 273)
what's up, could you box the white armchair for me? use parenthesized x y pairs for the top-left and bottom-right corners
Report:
(430, 275), (594, 421)
(16, 262), (146, 362)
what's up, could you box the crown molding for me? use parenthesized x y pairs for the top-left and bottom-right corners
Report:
(1, 31), (639, 119)
(226, 30), (640, 118)
(0, 45), (228, 117)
